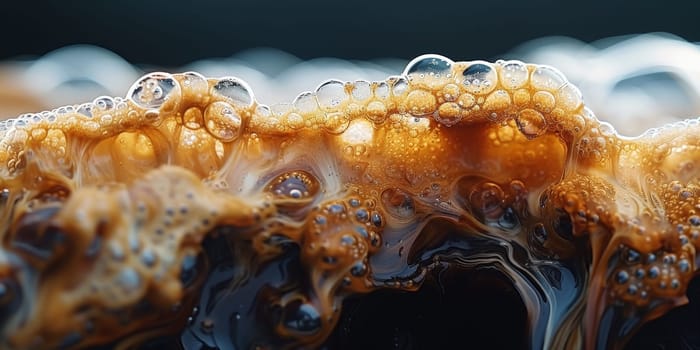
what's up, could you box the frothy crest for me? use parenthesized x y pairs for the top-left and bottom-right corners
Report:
(0, 54), (699, 350)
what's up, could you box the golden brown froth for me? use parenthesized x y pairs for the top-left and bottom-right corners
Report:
(0, 54), (698, 349)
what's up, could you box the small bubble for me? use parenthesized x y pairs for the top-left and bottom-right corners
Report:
(351, 80), (372, 101)
(462, 62), (497, 95)
(283, 301), (321, 334)
(204, 101), (242, 142)
(128, 72), (180, 110)
(316, 80), (348, 109)
(117, 268), (141, 291)
(93, 96), (115, 111)
(530, 65), (567, 91)
(516, 109), (547, 138)
(355, 209), (369, 222)
(500, 60), (529, 90)
(212, 77), (255, 108)
(350, 262), (368, 276)
(403, 54), (453, 81)
(77, 103), (93, 118)
(293, 91), (319, 113)
(648, 266), (660, 278)
(625, 248), (641, 264)
(615, 270), (629, 284)
(267, 171), (319, 201)
(391, 77), (409, 96)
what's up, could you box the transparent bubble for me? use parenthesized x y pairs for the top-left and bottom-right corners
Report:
(516, 109), (547, 138)
(462, 62), (497, 95)
(391, 76), (409, 96)
(316, 80), (348, 109)
(374, 81), (390, 100)
(293, 92), (319, 114)
(212, 77), (255, 108)
(531, 65), (567, 91)
(556, 83), (583, 111)
(403, 54), (454, 79)
(500, 60), (529, 90)
(267, 170), (319, 201)
(351, 80), (372, 101)
(182, 71), (207, 87)
(366, 101), (388, 123)
(406, 89), (437, 116)
(469, 181), (505, 220)
(92, 96), (115, 111)
(76, 103), (93, 118)
(435, 102), (462, 126)
(128, 72), (179, 110)
(204, 101), (242, 142)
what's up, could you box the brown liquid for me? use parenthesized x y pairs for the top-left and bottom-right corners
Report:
(0, 55), (697, 349)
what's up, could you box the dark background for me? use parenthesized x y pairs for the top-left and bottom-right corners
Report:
(2, 0), (700, 65)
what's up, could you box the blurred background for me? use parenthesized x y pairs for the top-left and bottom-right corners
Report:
(2, 0), (700, 136)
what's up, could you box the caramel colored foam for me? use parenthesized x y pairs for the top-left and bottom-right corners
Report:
(0, 55), (698, 349)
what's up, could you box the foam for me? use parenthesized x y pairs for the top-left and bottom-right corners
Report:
(0, 54), (698, 349)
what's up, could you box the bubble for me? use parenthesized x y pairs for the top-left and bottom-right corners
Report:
(532, 91), (556, 113)
(391, 77), (409, 96)
(435, 102), (462, 126)
(404, 54), (453, 78)
(374, 81), (390, 100)
(351, 80), (372, 101)
(316, 80), (348, 109)
(117, 267), (141, 291)
(180, 253), (200, 287)
(381, 188), (416, 219)
(77, 103), (93, 118)
(204, 101), (243, 142)
(183, 107), (204, 130)
(483, 90), (511, 112)
(615, 270), (629, 284)
(128, 72), (180, 110)
(286, 113), (305, 130)
(283, 301), (321, 334)
(350, 262), (368, 276)
(648, 266), (660, 278)
(371, 211), (383, 227)
(461, 62), (497, 95)
(366, 101), (387, 123)
(267, 171), (320, 201)
(516, 109), (547, 138)
(625, 248), (641, 264)
(293, 92), (319, 114)
(531, 66), (567, 91)
(497, 207), (520, 230)
(92, 96), (115, 112)
(556, 84), (583, 111)
(355, 208), (369, 222)
(441, 84), (460, 102)
(212, 77), (255, 108)
(469, 182), (504, 220)
(405, 89), (437, 116)
(182, 71), (207, 87)
(500, 60), (529, 89)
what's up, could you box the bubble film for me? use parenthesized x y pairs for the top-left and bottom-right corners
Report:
(0, 54), (698, 349)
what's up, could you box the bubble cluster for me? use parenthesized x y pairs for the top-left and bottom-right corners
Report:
(0, 55), (699, 350)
